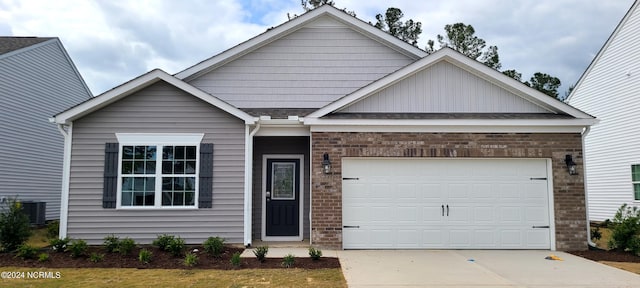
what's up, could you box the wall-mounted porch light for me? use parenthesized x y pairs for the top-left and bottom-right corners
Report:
(565, 154), (577, 175)
(322, 153), (332, 174)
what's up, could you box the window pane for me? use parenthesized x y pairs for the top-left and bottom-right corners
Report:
(133, 192), (145, 206)
(145, 192), (155, 206)
(134, 161), (145, 174)
(173, 192), (184, 205)
(162, 177), (172, 191)
(122, 177), (133, 191)
(174, 161), (184, 174)
(122, 161), (133, 174)
(632, 165), (640, 181)
(122, 192), (132, 206)
(162, 161), (173, 174)
(186, 146), (196, 159)
(635, 184), (640, 201)
(163, 146), (173, 160)
(174, 177), (184, 191)
(162, 192), (172, 206)
(272, 163), (295, 199)
(123, 146), (134, 159)
(133, 177), (144, 191)
(146, 146), (156, 160)
(185, 161), (196, 174)
(146, 177), (155, 191)
(134, 146), (146, 159)
(185, 192), (195, 205)
(185, 177), (195, 190)
(175, 146), (185, 160)
(146, 161), (156, 174)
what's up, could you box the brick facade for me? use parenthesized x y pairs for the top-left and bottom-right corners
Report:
(311, 132), (587, 251)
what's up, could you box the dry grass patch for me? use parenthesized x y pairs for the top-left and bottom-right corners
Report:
(0, 267), (346, 288)
(24, 227), (49, 249)
(599, 261), (640, 274)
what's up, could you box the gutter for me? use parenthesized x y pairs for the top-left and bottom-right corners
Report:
(582, 126), (597, 248)
(244, 123), (261, 247)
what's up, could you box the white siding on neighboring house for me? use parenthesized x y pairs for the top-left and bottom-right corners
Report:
(567, 2), (640, 221)
(189, 16), (415, 108)
(0, 39), (91, 220)
(340, 61), (552, 113)
(67, 81), (246, 244)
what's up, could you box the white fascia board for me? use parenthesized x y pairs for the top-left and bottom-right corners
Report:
(53, 69), (255, 125)
(305, 118), (597, 133)
(309, 48), (595, 120)
(175, 5), (426, 81)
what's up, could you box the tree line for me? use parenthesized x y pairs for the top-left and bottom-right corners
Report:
(301, 0), (568, 99)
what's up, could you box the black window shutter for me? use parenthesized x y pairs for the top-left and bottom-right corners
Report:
(199, 143), (214, 208)
(103, 143), (119, 208)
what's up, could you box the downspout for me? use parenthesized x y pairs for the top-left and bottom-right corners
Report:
(53, 122), (72, 239)
(582, 126), (597, 248)
(244, 123), (261, 247)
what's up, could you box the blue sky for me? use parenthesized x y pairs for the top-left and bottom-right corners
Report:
(1, 0), (635, 96)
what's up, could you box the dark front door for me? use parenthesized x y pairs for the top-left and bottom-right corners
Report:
(265, 158), (300, 237)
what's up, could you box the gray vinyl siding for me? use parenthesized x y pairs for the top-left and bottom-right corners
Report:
(0, 39), (91, 220)
(251, 137), (310, 240)
(567, 2), (640, 221)
(68, 81), (245, 244)
(189, 16), (415, 108)
(341, 60), (551, 113)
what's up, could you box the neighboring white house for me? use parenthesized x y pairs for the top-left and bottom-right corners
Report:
(0, 37), (92, 221)
(567, 0), (640, 221)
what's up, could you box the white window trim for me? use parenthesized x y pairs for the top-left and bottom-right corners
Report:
(115, 133), (204, 210)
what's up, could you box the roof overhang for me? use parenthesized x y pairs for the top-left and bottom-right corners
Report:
(52, 69), (255, 125)
(175, 5), (427, 81)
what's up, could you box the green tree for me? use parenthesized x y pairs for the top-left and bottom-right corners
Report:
(427, 23), (501, 69)
(525, 72), (561, 98)
(301, 0), (334, 11)
(374, 7), (422, 46)
(502, 69), (522, 82)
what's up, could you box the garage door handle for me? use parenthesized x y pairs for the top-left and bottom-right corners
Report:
(446, 205), (449, 216)
(442, 205), (444, 216)
(532, 225), (550, 229)
(343, 225), (360, 228)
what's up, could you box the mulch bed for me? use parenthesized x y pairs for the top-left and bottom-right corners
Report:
(568, 247), (640, 263)
(0, 246), (341, 270)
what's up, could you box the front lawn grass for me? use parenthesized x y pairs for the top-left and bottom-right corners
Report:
(0, 267), (347, 288)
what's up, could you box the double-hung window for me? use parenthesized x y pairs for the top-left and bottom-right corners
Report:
(632, 164), (640, 201)
(116, 134), (204, 209)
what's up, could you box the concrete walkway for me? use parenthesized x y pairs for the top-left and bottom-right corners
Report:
(337, 250), (640, 288)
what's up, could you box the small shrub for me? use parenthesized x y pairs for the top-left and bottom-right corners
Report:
(49, 237), (69, 253)
(602, 219), (612, 228)
(230, 251), (241, 268)
(591, 227), (602, 242)
(103, 235), (120, 253)
(89, 252), (104, 263)
(139, 248), (152, 264)
(608, 204), (640, 254)
(203, 236), (225, 257)
(118, 238), (136, 255)
(152, 234), (174, 250)
(15, 244), (38, 260)
(183, 252), (198, 267)
(253, 246), (268, 262)
(0, 198), (32, 252)
(38, 253), (49, 262)
(167, 237), (186, 257)
(46, 221), (60, 239)
(308, 247), (322, 260)
(282, 254), (295, 268)
(66, 239), (88, 258)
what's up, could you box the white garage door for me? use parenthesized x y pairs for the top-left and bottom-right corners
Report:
(342, 158), (552, 249)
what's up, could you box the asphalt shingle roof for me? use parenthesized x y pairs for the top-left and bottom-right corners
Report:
(0, 36), (54, 55)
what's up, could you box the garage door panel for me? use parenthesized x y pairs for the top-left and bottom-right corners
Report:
(342, 158), (551, 249)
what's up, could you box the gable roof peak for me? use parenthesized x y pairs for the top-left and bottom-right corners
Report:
(175, 4), (427, 81)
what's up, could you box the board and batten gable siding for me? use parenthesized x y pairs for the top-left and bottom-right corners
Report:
(0, 39), (91, 220)
(567, 3), (640, 221)
(340, 60), (551, 113)
(68, 81), (245, 244)
(189, 16), (415, 108)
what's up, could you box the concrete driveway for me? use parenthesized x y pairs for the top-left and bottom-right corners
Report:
(337, 250), (640, 287)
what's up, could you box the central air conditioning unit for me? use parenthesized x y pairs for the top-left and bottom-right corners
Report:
(21, 201), (46, 226)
